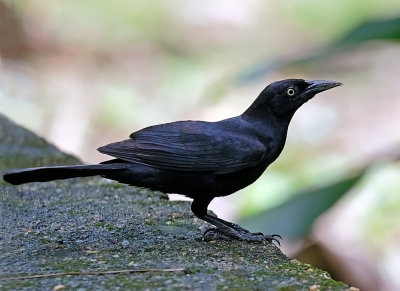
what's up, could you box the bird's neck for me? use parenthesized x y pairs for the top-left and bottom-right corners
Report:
(241, 108), (293, 164)
(242, 105), (294, 131)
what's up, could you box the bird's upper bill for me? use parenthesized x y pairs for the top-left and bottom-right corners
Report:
(305, 80), (343, 95)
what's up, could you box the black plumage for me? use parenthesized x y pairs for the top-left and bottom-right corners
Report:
(3, 79), (341, 243)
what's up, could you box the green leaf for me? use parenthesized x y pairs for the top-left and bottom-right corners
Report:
(239, 171), (365, 240)
(337, 17), (400, 45)
(238, 16), (400, 83)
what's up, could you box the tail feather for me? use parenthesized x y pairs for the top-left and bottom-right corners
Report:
(3, 164), (127, 185)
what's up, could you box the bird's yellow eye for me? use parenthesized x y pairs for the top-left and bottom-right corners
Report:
(287, 88), (295, 96)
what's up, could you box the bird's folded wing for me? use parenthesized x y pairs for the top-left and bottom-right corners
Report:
(97, 121), (265, 174)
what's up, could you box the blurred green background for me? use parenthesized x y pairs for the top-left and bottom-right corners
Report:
(1, 1), (400, 290)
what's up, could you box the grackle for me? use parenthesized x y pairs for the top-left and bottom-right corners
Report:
(3, 79), (341, 244)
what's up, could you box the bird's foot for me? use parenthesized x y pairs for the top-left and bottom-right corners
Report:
(203, 227), (282, 246)
(202, 228), (232, 241)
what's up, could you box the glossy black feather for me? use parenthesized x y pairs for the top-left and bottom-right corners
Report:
(98, 119), (266, 174)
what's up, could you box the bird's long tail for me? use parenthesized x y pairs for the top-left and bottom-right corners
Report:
(2, 163), (127, 185)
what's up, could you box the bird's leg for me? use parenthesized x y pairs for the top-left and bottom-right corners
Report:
(191, 198), (281, 245)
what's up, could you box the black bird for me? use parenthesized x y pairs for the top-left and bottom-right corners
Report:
(3, 79), (341, 243)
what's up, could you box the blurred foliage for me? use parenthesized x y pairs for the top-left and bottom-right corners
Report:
(240, 150), (400, 240)
(337, 16), (400, 45)
(240, 171), (364, 239)
(239, 16), (400, 83)
(238, 14), (400, 241)
(0, 113), (79, 176)
(359, 162), (400, 246)
(11, 0), (169, 45)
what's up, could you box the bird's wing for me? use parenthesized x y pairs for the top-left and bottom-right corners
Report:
(97, 121), (265, 174)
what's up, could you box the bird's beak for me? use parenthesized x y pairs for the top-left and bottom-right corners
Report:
(305, 80), (342, 95)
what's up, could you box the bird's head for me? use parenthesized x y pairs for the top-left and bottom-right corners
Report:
(246, 79), (342, 118)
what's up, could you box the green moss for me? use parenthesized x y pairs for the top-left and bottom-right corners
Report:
(91, 221), (121, 232)
(0, 279), (42, 290)
(41, 258), (94, 273)
(103, 182), (125, 189)
(277, 287), (298, 291)
(0, 113), (350, 290)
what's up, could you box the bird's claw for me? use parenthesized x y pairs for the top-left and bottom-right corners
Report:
(266, 234), (282, 246)
(244, 232), (282, 246)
